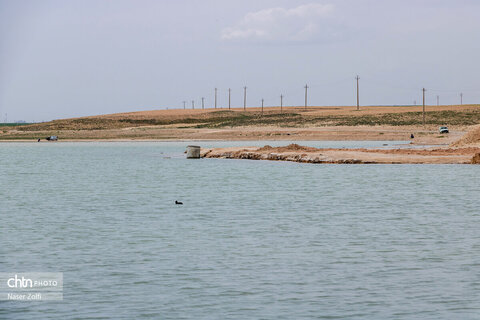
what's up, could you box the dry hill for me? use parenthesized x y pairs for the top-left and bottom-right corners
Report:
(1, 104), (479, 141)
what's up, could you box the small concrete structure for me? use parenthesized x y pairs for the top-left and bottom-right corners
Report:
(186, 145), (201, 159)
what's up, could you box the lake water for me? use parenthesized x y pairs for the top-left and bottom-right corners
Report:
(1, 141), (479, 319)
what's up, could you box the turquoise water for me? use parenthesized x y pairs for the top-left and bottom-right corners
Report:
(1, 142), (479, 319)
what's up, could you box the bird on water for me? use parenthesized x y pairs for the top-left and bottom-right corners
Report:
(175, 200), (183, 205)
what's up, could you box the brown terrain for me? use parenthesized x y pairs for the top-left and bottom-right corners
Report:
(1, 104), (479, 143)
(201, 144), (480, 164)
(2, 104), (480, 164)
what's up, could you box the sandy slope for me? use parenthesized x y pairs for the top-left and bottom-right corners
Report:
(451, 125), (480, 147)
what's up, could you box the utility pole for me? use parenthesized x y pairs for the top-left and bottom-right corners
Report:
(202, 97), (205, 109)
(280, 94), (284, 113)
(261, 98), (264, 115)
(214, 88), (217, 109)
(422, 88), (426, 126)
(304, 84), (309, 110)
(228, 88), (231, 110)
(243, 86), (247, 111)
(437, 95), (439, 106)
(192, 100), (194, 109)
(183, 101), (186, 109)
(414, 100), (416, 106)
(355, 75), (360, 111)
(460, 92), (463, 105)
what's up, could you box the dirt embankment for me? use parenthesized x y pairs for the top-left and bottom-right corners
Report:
(202, 144), (480, 164)
(451, 125), (480, 147)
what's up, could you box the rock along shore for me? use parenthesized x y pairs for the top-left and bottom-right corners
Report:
(201, 144), (480, 165)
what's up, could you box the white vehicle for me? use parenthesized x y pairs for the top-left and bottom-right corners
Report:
(439, 126), (449, 134)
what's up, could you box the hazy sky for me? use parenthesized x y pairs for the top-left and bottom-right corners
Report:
(1, 0), (480, 122)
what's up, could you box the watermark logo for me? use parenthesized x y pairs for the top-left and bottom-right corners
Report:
(0, 273), (63, 301)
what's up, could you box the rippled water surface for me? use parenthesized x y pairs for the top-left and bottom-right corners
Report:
(1, 142), (479, 319)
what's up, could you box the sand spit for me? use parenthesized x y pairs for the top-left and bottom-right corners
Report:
(201, 144), (480, 164)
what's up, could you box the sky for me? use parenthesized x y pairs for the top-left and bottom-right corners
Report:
(1, 0), (480, 122)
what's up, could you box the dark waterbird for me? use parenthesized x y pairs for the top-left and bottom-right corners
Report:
(175, 200), (183, 205)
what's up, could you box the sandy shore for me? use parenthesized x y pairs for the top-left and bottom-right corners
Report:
(2, 106), (479, 167)
(201, 144), (480, 164)
(0, 125), (467, 145)
(1, 105), (478, 143)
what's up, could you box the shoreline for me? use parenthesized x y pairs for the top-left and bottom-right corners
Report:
(2, 138), (479, 164)
(2, 106), (478, 157)
(0, 124), (466, 145)
(201, 144), (480, 164)
(2, 105), (478, 143)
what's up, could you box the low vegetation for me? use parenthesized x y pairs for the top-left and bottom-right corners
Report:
(14, 109), (480, 131)
(310, 110), (480, 127)
(1, 107), (479, 140)
(0, 123), (33, 127)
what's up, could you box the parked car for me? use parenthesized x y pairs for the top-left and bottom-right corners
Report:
(46, 135), (58, 141)
(439, 126), (449, 134)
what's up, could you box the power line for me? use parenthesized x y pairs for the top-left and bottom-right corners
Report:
(422, 88), (426, 126)
(307, 75), (355, 87)
(355, 75), (360, 111)
(429, 88), (480, 93)
(243, 86), (247, 111)
(280, 94), (283, 113)
(304, 84), (308, 110)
